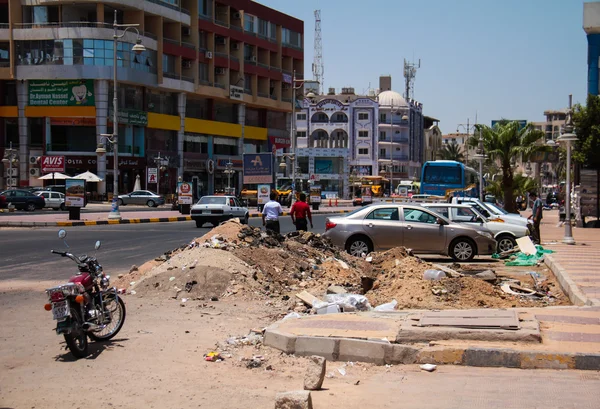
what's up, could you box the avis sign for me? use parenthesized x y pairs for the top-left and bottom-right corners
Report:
(41, 156), (65, 173)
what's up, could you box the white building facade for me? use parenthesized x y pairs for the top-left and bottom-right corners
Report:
(289, 91), (379, 198)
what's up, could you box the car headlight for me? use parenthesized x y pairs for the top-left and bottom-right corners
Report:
(477, 231), (494, 239)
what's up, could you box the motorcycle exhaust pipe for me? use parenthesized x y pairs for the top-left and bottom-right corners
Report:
(82, 322), (107, 332)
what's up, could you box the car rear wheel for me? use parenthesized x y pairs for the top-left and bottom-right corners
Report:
(346, 236), (373, 257)
(26, 202), (36, 212)
(496, 234), (517, 253)
(118, 199), (124, 206)
(195, 220), (204, 228)
(450, 238), (476, 262)
(242, 214), (249, 224)
(147, 200), (155, 207)
(60, 203), (65, 211)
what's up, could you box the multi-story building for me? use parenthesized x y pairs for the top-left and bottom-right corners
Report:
(585, 1), (600, 96)
(291, 87), (378, 198)
(423, 115), (442, 164)
(0, 0), (303, 197)
(376, 76), (424, 184)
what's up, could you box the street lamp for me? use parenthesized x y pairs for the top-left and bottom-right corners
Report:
(557, 94), (577, 245)
(151, 152), (167, 195)
(289, 70), (308, 204)
(224, 159), (236, 195)
(2, 142), (18, 189)
(95, 9), (146, 220)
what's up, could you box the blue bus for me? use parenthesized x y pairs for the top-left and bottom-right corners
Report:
(420, 160), (479, 198)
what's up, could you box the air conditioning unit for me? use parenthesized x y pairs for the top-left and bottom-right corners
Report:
(205, 51), (213, 59)
(29, 168), (40, 177)
(232, 43), (240, 50)
(216, 37), (226, 45)
(182, 60), (192, 69)
(233, 12), (241, 19)
(6, 168), (18, 177)
(182, 27), (191, 36)
(29, 155), (39, 165)
(215, 67), (226, 75)
(251, 56), (257, 62)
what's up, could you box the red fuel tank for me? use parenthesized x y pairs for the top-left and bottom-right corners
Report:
(69, 273), (93, 290)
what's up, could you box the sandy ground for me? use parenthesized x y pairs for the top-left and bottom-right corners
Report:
(1, 289), (599, 409)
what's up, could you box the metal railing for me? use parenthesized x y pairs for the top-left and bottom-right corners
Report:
(214, 18), (229, 28)
(164, 37), (180, 46)
(270, 95), (278, 100)
(214, 51), (229, 59)
(144, 31), (158, 40)
(198, 13), (213, 22)
(163, 71), (180, 80)
(146, 0), (190, 15)
(257, 62), (269, 70)
(199, 79), (213, 86)
(392, 137), (409, 144)
(181, 41), (195, 50)
(270, 66), (282, 72)
(244, 58), (256, 66)
(282, 42), (303, 51)
(230, 25), (242, 32)
(257, 91), (269, 98)
(14, 21), (112, 29)
(229, 55), (239, 62)
(282, 97), (292, 103)
(244, 29), (256, 37)
(0, 23), (9, 29)
(214, 82), (226, 89)
(244, 88), (252, 95)
(330, 119), (349, 123)
(181, 75), (195, 83)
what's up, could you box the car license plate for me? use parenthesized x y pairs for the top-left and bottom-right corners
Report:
(52, 300), (70, 321)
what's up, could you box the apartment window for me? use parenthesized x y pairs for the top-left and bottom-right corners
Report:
(244, 44), (254, 61)
(358, 131), (368, 138)
(258, 18), (269, 37)
(199, 31), (208, 50)
(199, 62), (209, 82)
(244, 14), (256, 33)
(296, 131), (306, 138)
(358, 113), (369, 120)
(269, 22), (277, 40)
(162, 54), (176, 74)
(282, 28), (302, 48)
(379, 131), (386, 141)
(199, 0), (212, 17)
(358, 148), (369, 155)
(380, 113), (386, 122)
(296, 113), (306, 121)
(380, 148), (386, 156)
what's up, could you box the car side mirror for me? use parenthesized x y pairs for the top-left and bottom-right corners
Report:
(436, 217), (448, 226)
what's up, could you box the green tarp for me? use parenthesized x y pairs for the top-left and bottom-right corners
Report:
(492, 245), (555, 267)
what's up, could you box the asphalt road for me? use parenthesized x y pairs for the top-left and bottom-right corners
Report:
(0, 214), (329, 282)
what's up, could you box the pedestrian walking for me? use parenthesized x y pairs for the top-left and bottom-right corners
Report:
(528, 191), (543, 244)
(290, 193), (313, 232)
(262, 191), (283, 234)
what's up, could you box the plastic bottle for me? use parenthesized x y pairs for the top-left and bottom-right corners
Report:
(423, 269), (445, 281)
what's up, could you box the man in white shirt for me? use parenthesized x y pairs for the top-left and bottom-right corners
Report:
(262, 191), (283, 233)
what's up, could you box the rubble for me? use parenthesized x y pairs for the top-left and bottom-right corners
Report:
(304, 356), (326, 391)
(275, 391), (313, 409)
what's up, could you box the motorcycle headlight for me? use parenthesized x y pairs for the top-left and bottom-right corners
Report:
(477, 230), (494, 239)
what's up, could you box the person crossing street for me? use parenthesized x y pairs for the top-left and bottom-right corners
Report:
(528, 191), (543, 244)
(262, 191), (283, 234)
(290, 193), (313, 231)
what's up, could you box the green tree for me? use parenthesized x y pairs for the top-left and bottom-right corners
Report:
(472, 121), (546, 213)
(437, 141), (465, 162)
(573, 94), (600, 221)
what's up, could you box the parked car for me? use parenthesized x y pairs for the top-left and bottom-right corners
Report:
(323, 203), (496, 262)
(451, 197), (532, 229)
(35, 191), (65, 210)
(421, 203), (531, 252)
(191, 195), (249, 228)
(0, 189), (45, 211)
(117, 190), (165, 207)
(0, 192), (6, 209)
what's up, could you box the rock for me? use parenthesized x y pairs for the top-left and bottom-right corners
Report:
(246, 358), (262, 369)
(244, 236), (255, 244)
(275, 391), (313, 409)
(475, 270), (497, 282)
(326, 285), (347, 295)
(129, 265), (138, 273)
(304, 356), (326, 390)
(361, 277), (375, 293)
(117, 274), (124, 279)
(210, 296), (219, 302)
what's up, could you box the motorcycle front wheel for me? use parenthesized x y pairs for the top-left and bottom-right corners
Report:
(88, 295), (126, 342)
(64, 307), (88, 358)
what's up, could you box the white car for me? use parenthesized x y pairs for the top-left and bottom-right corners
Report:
(422, 203), (531, 252)
(190, 195), (249, 228)
(451, 197), (532, 229)
(35, 191), (65, 211)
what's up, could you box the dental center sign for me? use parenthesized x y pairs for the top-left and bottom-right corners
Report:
(28, 80), (95, 106)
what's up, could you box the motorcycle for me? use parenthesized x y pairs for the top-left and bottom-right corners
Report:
(44, 229), (126, 358)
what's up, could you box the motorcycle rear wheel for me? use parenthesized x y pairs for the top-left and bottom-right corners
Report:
(88, 296), (126, 342)
(64, 307), (88, 358)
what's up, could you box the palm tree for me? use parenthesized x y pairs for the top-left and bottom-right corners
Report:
(473, 121), (546, 213)
(437, 141), (464, 162)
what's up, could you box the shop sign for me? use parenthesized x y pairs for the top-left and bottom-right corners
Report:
(64, 155), (145, 169)
(41, 155), (65, 173)
(177, 181), (193, 205)
(269, 135), (291, 149)
(109, 109), (148, 126)
(65, 178), (86, 207)
(229, 85), (244, 101)
(257, 185), (270, 205)
(29, 80), (95, 106)
(242, 153), (273, 184)
(184, 159), (207, 171)
(147, 168), (157, 184)
(50, 118), (96, 126)
(216, 158), (243, 169)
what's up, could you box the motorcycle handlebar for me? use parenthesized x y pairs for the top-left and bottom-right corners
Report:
(51, 250), (80, 264)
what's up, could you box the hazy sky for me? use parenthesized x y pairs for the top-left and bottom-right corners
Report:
(259, 0), (588, 133)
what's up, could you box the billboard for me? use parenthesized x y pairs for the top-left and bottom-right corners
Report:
(29, 80), (95, 106)
(65, 179), (86, 207)
(243, 153), (273, 184)
(177, 181), (193, 205)
(491, 119), (527, 130)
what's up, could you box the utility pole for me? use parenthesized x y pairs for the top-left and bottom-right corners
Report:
(403, 58), (420, 101)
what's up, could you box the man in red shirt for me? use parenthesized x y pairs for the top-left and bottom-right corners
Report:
(290, 193), (313, 231)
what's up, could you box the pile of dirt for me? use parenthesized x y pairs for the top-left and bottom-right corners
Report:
(365, 248), (568, 309)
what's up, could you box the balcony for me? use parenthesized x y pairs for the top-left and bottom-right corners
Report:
(244, 88), (252, 95)
(199, 79), (213, 86)
(181, 75), (195, 83)
(257, 91), (269, 99)
(164, 37), (180, 46)
(144, 31), (158, 40)
(380, 118), (409, 125)
(147, 0), (190, 15)
(230, 25), (242, 32)
(244, 58), (257, 66)
(199, 13), (213, 22)
(182, 41), (195, 50)
(163, 72), (180, 80)
(215, 51), (229, 59)
(257, 62), (269, 70)
(215, 18), (229, 28)
(214, 82), (226, 90)
(270, 66), (281, 72)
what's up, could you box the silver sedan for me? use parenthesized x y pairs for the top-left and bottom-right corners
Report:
(323, 204), (497, 262)
(117, 190), (165, 207)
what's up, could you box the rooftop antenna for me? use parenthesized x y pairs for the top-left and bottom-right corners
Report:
(312, 10), (324, 94)
(403, 58), (420, 100)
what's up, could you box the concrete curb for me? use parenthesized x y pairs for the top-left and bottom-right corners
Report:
(0, 209), (353, 228)
(263, 327), (600, 371)
(544, 254), (600, 306)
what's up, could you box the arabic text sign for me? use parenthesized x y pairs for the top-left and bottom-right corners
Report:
(41, 156), (65, 173)
(65, 179), (86, 207)
(29, 80), (95, 106)
(178, 182), (193, 205)
(243, 153), (273, 184)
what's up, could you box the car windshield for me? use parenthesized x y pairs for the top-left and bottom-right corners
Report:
(486, 202), (509, 215)
(198, 196), (227, 205)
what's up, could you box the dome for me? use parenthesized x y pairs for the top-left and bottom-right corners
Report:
(377, 90), (408, 107)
